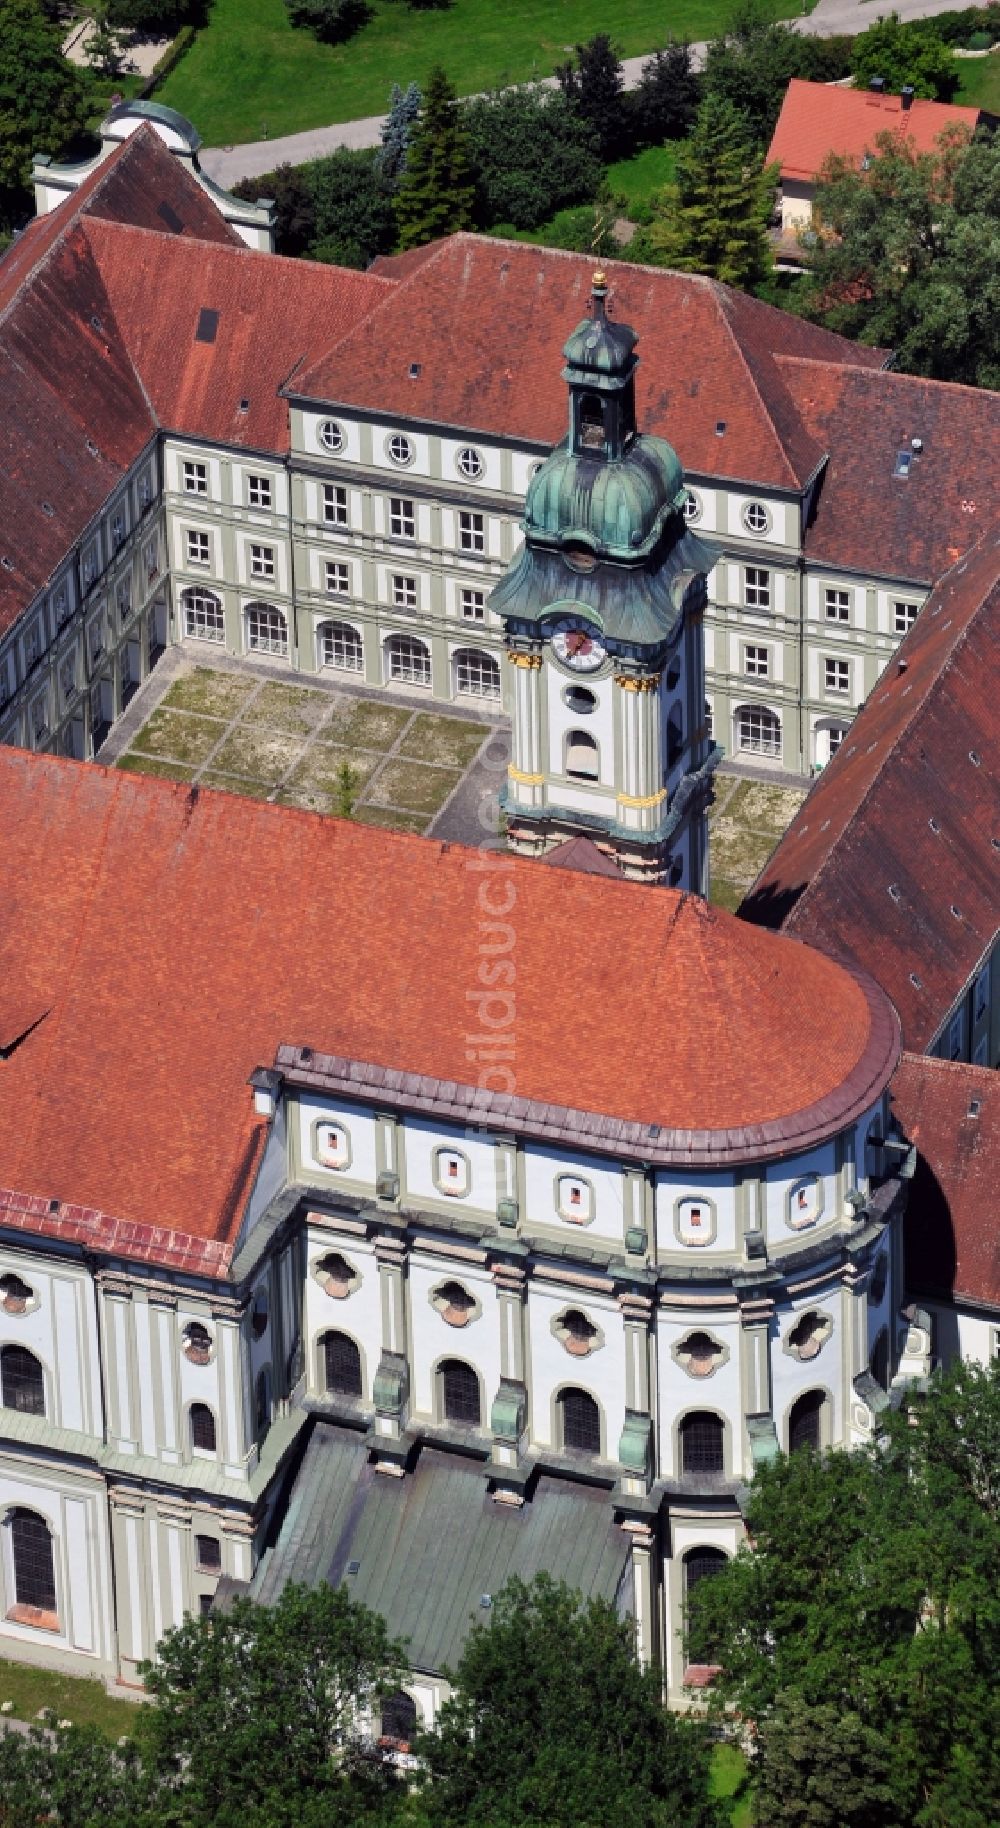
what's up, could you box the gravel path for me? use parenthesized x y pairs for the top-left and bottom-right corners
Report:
(200, 0), (974, 187)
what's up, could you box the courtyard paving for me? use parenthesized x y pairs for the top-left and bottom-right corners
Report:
(708, 771), (808, 912)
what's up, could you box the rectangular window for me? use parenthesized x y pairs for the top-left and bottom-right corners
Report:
(893, 600), (918, 634)
(974, 966), (989, 1022)
(247, 474), (272, 509)
(459, 511), (485, 554)
(111, 512), (126, 549)
(460, 588), (486, 622)
(824, 587), (850, 622)
(392, 574), (418, 611)
(824, 657), (850, 695)
(182, 460), (207, 496)
(390, 497), (416, 539)
(250, 544), (275, 580)
(743, 567), (770, 610)
(24, 625), (40, 669)
(186, 529), (210, 568)
(322, 484), (348, 527)
(744, 644), (769, 678)
(948, 1013), (963, 1060)
(325, 560), (350, 596)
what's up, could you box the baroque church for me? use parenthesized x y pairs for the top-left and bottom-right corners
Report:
(0, 107), (996, 1724)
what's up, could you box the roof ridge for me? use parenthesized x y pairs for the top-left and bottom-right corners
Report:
(778, 351), (996, 401)
(705, 289), (805, 491)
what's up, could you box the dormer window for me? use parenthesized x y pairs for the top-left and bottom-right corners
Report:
(578, 392), (606, 453)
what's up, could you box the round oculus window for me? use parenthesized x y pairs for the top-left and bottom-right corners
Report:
(742, 500), (770, 535)
(456, 446), (484, 480)
(386, 432), (415, 467)
(683, 490), (702, 523)
(318, 420), (345, 454)
(562, 683), (597, 715)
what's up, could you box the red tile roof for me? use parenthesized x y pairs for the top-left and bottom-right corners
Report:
(742, 531), (1000, 1051)
(0, 749), (899, 1267)
(85, 217), (390, 454)
(893, 1054), (1000, 1312)
(298, 235), (887, 491)
(542, 836), (621, 877)
(766, 78), (980, 184)
(783, 358), (1000, 583)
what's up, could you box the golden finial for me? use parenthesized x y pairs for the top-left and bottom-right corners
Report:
(592, 269), (607, 288)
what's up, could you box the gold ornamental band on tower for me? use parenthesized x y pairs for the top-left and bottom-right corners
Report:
(617, 787), (668, 809)
(615, 674), (661, 692)
(507, 651), (543, 669)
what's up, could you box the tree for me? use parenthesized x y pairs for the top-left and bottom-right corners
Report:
(851, 13), (958, 101)
(0, 0), (91, 232)
(310, 146), (397, 266)
(418, 1573), (722, 1828)
(703, 1), (853, 148)
(105, 0), (206, 33)
(645, 94), (775, 289)
(632, 42), (701, 147)
(232, 161), (317, 258)
(555, 32), (631, 163)
(803, 125), (1000, 387)
(284, 0), (371, 45)
(394, 65), (474, 251)
(462, 84), (602, 232)
(84, 4), (128, 78)
(376, 81), (422, 186)
(688, 1361), (1000, 1828)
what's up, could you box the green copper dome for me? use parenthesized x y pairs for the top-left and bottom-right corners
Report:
(524, 433), (687, 563)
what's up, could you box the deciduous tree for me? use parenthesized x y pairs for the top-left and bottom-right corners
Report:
(703, 1), (853, 148)
(850, 12), (958, 101)
(462, 84), (602, 231)
(0, 0), (91, 232)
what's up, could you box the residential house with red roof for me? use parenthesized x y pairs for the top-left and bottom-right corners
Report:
(767, 77), (981, 238)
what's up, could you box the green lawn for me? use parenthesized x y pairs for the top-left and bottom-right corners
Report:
(710, 1742), (753, 1828)
(0, 1660), (137, 1737)
(608, 141), (678, 210)
(954, 51), (1000, 111)
(157, 0), (798, 145)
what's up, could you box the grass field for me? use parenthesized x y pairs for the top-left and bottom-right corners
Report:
(608, 141), (678, 209)
(0, 1660), (137, 1736)
(954, 50), (1000, 110)
(710, 1742), (753, 1827)
(157, 0), (798, 145)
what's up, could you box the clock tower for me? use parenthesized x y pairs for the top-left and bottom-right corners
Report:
(492, 273), (721, 890)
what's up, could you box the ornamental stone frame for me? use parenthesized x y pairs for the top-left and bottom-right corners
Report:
(551, 1306), (605, 1358)
(312, 1250), (362, 1300)
(671, 1328), (730, 1379)
(782, 1309), (834, 1362)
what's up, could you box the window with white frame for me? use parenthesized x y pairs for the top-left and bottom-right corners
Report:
(186, 529), (210, 568)
(824, 587), (850, 621)
(742, 500), (770, 535)
(893, 600), (918, 634)
(53, 588), (69, 628)
(385, 633), (430, 687)
(392, 574), (418, 611)
(456, 446), (484, 480)
(88, 617), (103, 662)
(246, 602), (288, 657)
(683, 490), (702, 523)
(744, 644), (769, 678)
(247, 474), (272, 509)
(182, 460), (207, 496)
(116, 575), (132, 621)
(318, 419), (344, 453)
(454, 647), (501, 701)
(144, 537), (159, 583)
(390, 497), (416, 539)
(111, 512), (125, 549)
(459, 511), (485, 554)
(59, 655), (75, 700)
(315, 1122), (350, 1170)
(250, 544), (275, 580)
(824, 656), (850, 695)
(461, 588), (486, 622)
(320, 621), (363, 673)
(182, 587), (224, 642)
(387, 432), (414, 467)
(556, 1175), (593, 1223)
(434, 1148), (470, 1196)
(323, 484), (348, 527)
(325, 560), (350, 596)
(743, 566), (770, 610)
(736, 704), (781, 758)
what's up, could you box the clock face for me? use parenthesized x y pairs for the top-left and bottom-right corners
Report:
(549, 617), (606, 673)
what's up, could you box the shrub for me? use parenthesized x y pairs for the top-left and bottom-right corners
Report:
(284, 0), (371, 45)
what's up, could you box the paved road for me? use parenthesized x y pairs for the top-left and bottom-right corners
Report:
(200, 0), (974, 188)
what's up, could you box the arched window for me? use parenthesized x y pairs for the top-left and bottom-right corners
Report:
(684, 1546), (727, 1598)
(440, 1359), (480, 1426)
(0, 1347), (44, 1417)
(788, 1390), (825, 1453)
(323, 1331), (362, 1398)
(871, 1329), (890, 1391)
(190, 1403), (217, 1453)
(577, 391), (606, 453)
(246, 602), (288, 657)
(9, 1510), (56, 1615)
(182, 587), (224, 643)
(385, 633), (431, 688)
(381, 1689), (418, 1745)
(559, 1387), (601, 1456)
(319, 620), (363, 673)
(453, 648), (501, 701)
(680, 1411), (724, 1475)
(735, 704), (781, 759)
(565, 730), (599, 781)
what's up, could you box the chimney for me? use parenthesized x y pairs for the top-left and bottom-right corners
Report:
(869, 76), (886, 93)
(901, 84), (915, 110)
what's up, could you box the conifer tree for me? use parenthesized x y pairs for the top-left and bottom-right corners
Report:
(394, 66), (474, 251)
(377, 80), (422, 186)
(646, 93), (775, 290)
